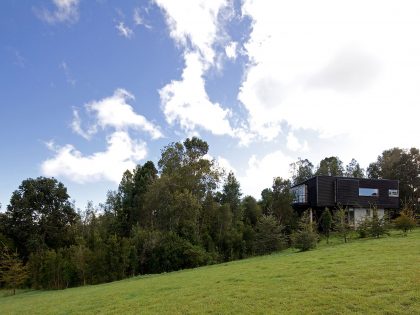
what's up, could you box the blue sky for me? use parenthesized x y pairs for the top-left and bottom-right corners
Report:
(1, 0), (419, 210)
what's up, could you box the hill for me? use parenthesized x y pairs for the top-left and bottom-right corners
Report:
(1, 230), (419, 314)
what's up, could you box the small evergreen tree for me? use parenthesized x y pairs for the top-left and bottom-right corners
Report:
(254, 215), (286, 255)
(0, 244), (29, 295)
(334, 206), (351, 243)
(319, 208), (332, 243)
(394, 206), (417, 236)
(291, 210), (319, 251)
(369, 207), (390, 238)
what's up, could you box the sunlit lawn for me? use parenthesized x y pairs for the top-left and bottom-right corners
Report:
(1, 229), (419, 314)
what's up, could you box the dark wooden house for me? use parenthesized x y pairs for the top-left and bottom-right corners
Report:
(291, 176), (399, 226)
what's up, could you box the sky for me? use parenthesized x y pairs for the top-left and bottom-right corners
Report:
(1, 0), (419, 210)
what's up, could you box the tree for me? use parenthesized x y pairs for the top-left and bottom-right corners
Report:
(345, 158), (365, 178)
(334, 206), (351, 243)
(0, 243), (29, 295)
(254, 215), (285, 255)
(242, 196), (262, 227)
(221, 172), (242, 223)
(3, 177), (78, 259)
(369, 207), (390, 238)
(259, 188), (273, 216)
(394, 206), (417, 236)
(319, 208), (332, 243)
(316, 156), (344, 176)
(271, 177), (296, 231)
(367, 147), (419, 207)
(290, 158), (314, 185)
(291, 210), (319, 251)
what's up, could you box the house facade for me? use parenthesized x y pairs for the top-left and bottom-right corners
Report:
(291, 176), (399, 226)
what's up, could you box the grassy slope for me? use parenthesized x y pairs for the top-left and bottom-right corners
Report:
(1, 230), (419, 315)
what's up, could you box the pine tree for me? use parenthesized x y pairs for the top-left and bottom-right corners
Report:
(0, 244), (29, 295)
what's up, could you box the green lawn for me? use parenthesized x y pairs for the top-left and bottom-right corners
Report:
(1, 230), (419, 314)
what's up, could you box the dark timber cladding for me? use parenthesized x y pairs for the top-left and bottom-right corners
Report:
(291, 176), (399, 210)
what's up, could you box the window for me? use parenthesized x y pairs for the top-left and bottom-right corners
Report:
(389, 189), (399, 197)
(365, 209), (371, 216)
(359, 188), (379, 197)
(291, 184), (307, 203)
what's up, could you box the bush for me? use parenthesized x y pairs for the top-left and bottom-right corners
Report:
(394, 213), (416, 236)
(291, 229), (319, 251)
(291, 210), (318, 251)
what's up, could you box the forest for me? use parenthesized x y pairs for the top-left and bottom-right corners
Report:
(0, 137), (419, 290)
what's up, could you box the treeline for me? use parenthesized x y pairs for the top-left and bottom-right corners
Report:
(0, 138), (418, 290)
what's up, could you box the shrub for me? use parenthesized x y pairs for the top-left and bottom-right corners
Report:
(291, 211), (318, 251)
(394, 211), (416, 236)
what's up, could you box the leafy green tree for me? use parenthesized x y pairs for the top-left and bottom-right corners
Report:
(290, 158), (314, 185)
(221, 172), (242, 223)
(3, 177), (78, 259)
(271, 177), (296, 231)
(394, 205), (417, 236)
(242, 196), (262, 227)
(291, 210), (319, 251)
(259, 188), (273, 216)
(345, 158), (365, 178)
(316, 156), (344, 176)
(367, 147), (419, 206)
(0, 243), (29, 295)
(319, 208), (332, 243)
(254, 215), (285, 255)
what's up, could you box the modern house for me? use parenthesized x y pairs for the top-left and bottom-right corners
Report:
(291, 176), (399, 226)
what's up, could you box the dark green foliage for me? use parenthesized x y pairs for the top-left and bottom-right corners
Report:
(356, 207), (390, 239)
(254, 215), (286, 255)
(290, 158), (314, 185)
(242, 196), (262, 227)
(271, 177), (297, 232)
(2, 177), (77, 259)
(291, 211), (319, 251)
(319, 208), (332, 243)
(367, 147), (419, 206)
(345, 158), (365, 178)
(315, 156), (344, 176)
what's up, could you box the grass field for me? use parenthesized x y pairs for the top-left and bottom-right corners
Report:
(1, 230), (419, 314)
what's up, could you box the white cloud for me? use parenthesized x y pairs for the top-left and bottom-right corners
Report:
(42, 131), (147, 184)
(35, 0), (80, 24)
(287, 132), (309, 152)
(154, 0), (230, 64)
(155, 0), (251, 141)
(216, 156), (236, 174)
(133, 7), (151, 29)
(159, 52), (234, 136)
(73, 89), (163, 140)
(239, 150), (294, 198)
(225, 41), (237, 60)
(116, 22), (134, 39)
(60, 61), (76, 86)
(240, 0), (420, 157)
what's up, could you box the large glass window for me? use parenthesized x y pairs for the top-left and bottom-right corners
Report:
(359, 188), (379, 197)
(291, 184), (307, 203)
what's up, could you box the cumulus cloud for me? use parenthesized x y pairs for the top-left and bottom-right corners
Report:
(72, 89), (163, 140)
(116, 21), (134, 39)
(287, 132), (309, 152)
(35, 0), (80, 24)
(155, 0), (251, 142)
(240, 0), (420, 157)
(42, 131), (147, 183)
(159, 52), (234, 136)
(154, 0), (230, 64)
(239, 150), (294, 198)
